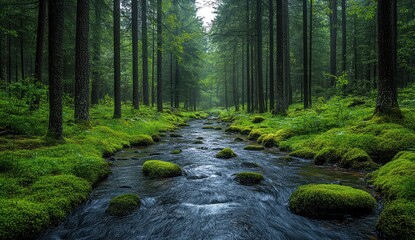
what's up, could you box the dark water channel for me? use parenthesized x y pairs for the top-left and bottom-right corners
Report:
(40, 119), (379, 240)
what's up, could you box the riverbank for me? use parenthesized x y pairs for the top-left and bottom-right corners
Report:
(218, 91), (415, 238)
(0, 99), (205, 239)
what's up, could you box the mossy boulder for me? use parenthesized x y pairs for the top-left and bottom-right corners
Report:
(244, 145), (265, 151)
(289, 184), (376, 218)
(256, 134), (267, 144)
(215, 148), (237, 159)
(252, 116), (266, 123)
(339, 148), (378, 170)
(241, 127), (253, 135)
(151, 134), (161, 142)
(106, 194), (140, 217)
(314, 147), (343, 165)
(376, 200), (415, 240)
(171, 149), (182, 154)
(235, 172), (264, 185)
(288, 148), (316, 159)
(261, 129), (294, 148)
(225, 126), (242, 133)
(130, 134), (154, 146)
(248, 129), (265, 141)
(142, 160), (182, 178)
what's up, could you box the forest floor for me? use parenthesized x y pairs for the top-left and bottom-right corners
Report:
(0, 87), (414, 239)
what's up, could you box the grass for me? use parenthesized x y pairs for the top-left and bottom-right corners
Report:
(289, 184), (376, 218)
(0, 92), (203, 239)
(142, 160), (182, 178)
(106, 194), (140, 217)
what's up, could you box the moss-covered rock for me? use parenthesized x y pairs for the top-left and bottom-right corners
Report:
(151, 134), (161, 142)
(171, 149), (182, 154)
(215, 148), (237, 159)
(248, 129), (265, 141)
(235, 172), (264, 184)
(289, 184), (376, 218)
(256, 134), (267, 144)
(314, 147), (343, 165)
(234, 137), (244, 142)
(106, 194), (140, 217)
(244, 145), (265, 151)
(376, 200), (415, 240)
(142, 160), (182, 178)
(288, 148), (316, 159)
(241, 127), (253, 135)
(225, 126), (242, 133)
(339, 148), (378, 170)
(130, 134), (154, 146)
(252, 116), (266, 123)
(261, 129), (294, 148)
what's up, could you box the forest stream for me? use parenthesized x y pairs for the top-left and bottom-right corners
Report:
(39, 119), (379, 240)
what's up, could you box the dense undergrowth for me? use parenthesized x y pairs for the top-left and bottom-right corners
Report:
(0, 91), (204, 239)
(219, 85), (415, 238)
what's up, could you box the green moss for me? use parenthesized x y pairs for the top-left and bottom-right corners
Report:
(261, 129), (294, 147)
(244, 145), (265, 151)
(288, 148), (316, 159)
(339, 148), (378, 170)
(130, 134), (154, 146)
(252, 116), (266, 123)
(376, 200), (415, 240)
(314, 147), (344, 165)
(171, 149), (182, 154)
(106, 194), (140, 217)
(248, 129), (266, 141)
(142, 160), (182, 178)
(289, 184), (376, 218)
(235, 172), (264, 184)
(241, 127), (252, 135)
(0, 199), (49, 240)
(225, 126), (242, 133)
(256, 134), (267, 144)
(215, 148), (237, 159)
(375, 128), (415, 163)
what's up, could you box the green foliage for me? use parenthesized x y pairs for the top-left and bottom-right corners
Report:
(376, 200), (415, 240)
(244, 145), (265, 151)
(234, 172), (264, 185)
(106, 194), (140, 217)
(142, 160), (182, 178)
(289, 184), (376, 218)
(215, 148), (237, 159)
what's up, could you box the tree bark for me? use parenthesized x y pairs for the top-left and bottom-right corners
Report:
(157, 0), (163, 112)
(232, 44), (239, 111)
(113, 0), (122, 118)
(283, 0), (291, 105)
(33, 0), (47, 108)
(329, 0), (337, 86)
(341, 0), (346, 73)
(47, 0), (64, 139)
(269, 0), (274, 110)
(275, 0), (286, 114)
(132, 0), (139, 109)
(308, 0), (313, 107)
(246, 0), (251, 113)
(151, 20), (155, 107)
(303, 0), (309, 109)
(91, 0), (102, 105)
(142, 0), (149, 106)
(256, 0), (264, 113)
(375, 0), (401, 117)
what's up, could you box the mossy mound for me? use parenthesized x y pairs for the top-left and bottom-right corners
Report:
(288, 148), (316, 159)
(130, 134), (154, 146)
(170, 133), (183, 138)
(106, 194), (140, 217)
(376, 200), (415, 240)
(244, 145), (265, 151)
(248, 129), (265, 141)
(151, 134), (161, 142)
(261, 129), (294, 148)
(314, 147), (343, 165)
(215, 148), (237, 159)
(252, 116), (266, 123)
(289, 184), (376, 218)
(339, 148), (378, 170)
(235, 172), (264, 185)
(171, 149), (182, 154)
(142, 160), (182, 178)
(241, 127), (252, 135)
(225, 126), (243, 133)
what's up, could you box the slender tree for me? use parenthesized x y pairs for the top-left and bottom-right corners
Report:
(156, 0), (163, 112)
(75, 0), (90, 122)
(33, 0), (47, 108)
(329, 0), (338, 86)
(132, 0), (139, 109)
(246, 0), (251, 113)
(375, 0), (401, 117)
(142, 0), (149, 106)
(91, 0), (102, 105)
(282, 0), (291, 105)
(269, 0), (274, 110)
(308, 0), (313, 107)
(113, 0), (122, 118)
(342, 0), (346, 73)
(303, 0), (309, 109)
(275, 0), (286, 114)
(256, 0), (264, 113)
(47, 0), (65, 139)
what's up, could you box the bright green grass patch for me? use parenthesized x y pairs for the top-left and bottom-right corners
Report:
(106, 194), (140, 217)
(215, 148), (237, 159)
(234, 172), (264, 185)
(376, 200), (415, 240)
(244, 145), (265, 151)
(142, 160), (182, 178)
(289, 184), (376, 218)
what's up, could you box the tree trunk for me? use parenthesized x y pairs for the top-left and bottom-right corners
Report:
(157, 0), (163, 112)
(174, 59), (180, 108)
(308, 0), (313, 107)
(275, 0), (286, 114)
(303, 0), (309, 109)
(132, 0), (139, 109)
(232, 44), (239, 111)
(75, 0), (90, 122)
(283, 0), (291, 105)
(91, 0), (102, 105)
(329, 0), (337, 86)
(142, 0), (149, 106)
(269, 0), (274, 110)
(241, 42), (245, 110)
(47, 0), (64, 139)
(246, 0), (251, 113)
(256, 0), (264, 113)
(33, 0), (47, 108)
(113, 0), (122, 118)
(341, 0), (346, 73)
(20, 15), (25, 80)
(151, 20), (155, 108)
(224, 63), (229, 111)
(375, 0), (401, 117)
(170, 52), (173, 108)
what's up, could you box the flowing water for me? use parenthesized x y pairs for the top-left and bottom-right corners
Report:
(40, 119), (379, 240)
